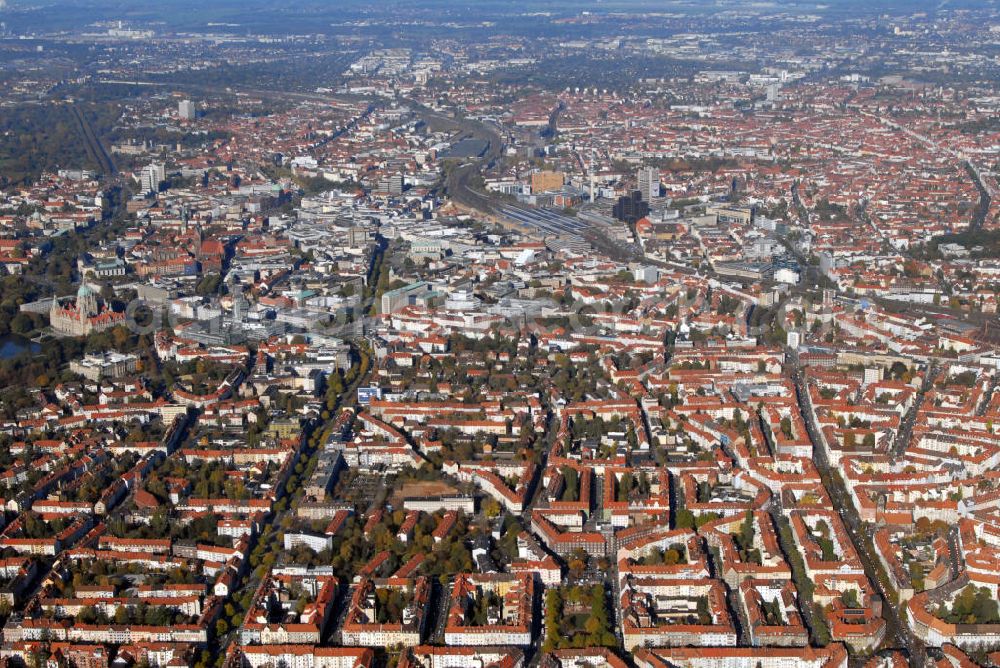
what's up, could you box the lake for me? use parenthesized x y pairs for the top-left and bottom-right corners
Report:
(0, 335), (41, 360)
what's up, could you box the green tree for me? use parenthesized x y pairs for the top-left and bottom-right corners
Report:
(675, 508), (695, 530)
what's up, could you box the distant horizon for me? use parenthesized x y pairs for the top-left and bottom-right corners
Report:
(2, 0), (992, 38)
(3, 0), (994, 15)
(0, 0), (999, 664)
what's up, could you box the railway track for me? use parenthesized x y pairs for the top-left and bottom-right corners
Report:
(69, 103), (116, 175)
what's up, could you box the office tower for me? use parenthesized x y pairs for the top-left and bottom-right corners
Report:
(637, 166), (660, 201)
(378, 174), (404, 196)
(530, 170), (564, 194)
(612, 190), (649, 225)
(178, 99), (196, 120)
(140, 163), (165, 194)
